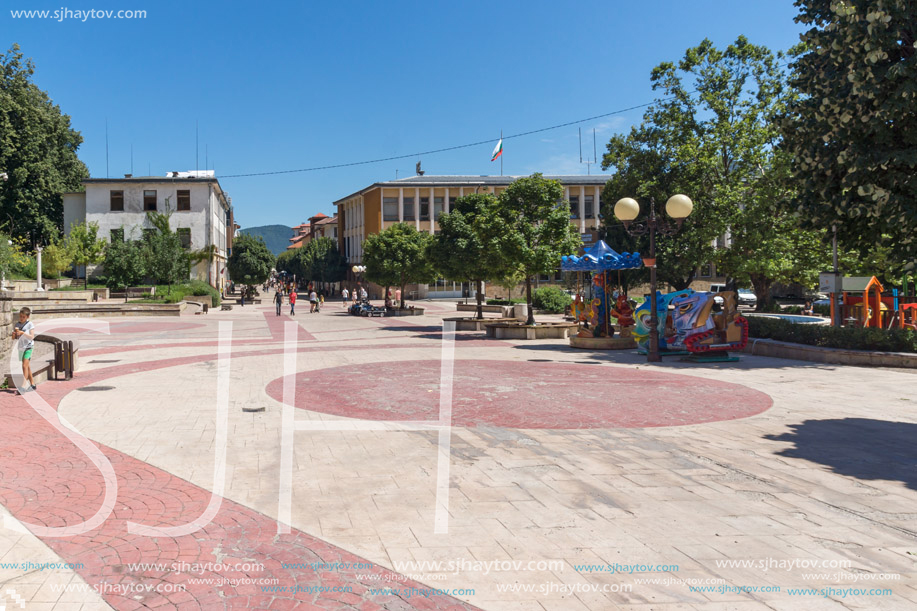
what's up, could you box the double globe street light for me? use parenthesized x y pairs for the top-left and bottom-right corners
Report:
(613, 194), (694, 363)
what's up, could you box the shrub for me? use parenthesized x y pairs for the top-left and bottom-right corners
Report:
(486, 298), (525, 305)
(814, 303), (831, 316)
(746, 316), (917, 353)
(532, 286), (571, 313)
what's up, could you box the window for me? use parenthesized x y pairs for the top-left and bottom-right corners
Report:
(539, 273), (550, 282)
(554, 270), (563, 282)
(403, 197), (415, 221)
(584, 195), (594, 219)
(143, 190), (157, 211)
(420, 197), (430, 221)
(110, 190), (124, 211)
(177, 228), (191, 249)
(383, 197), (399, 221)
(569, 196), (579, 219)
(700, 263), (713, 278)
(177, 190), (191, 211)
(449, 197), (457, 212)
(433, 197), (444, 220)
(141, 228), (155, 241)
(110, 228), (124, 243)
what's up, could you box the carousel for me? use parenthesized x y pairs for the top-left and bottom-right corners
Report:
(561, 240), (643, 350)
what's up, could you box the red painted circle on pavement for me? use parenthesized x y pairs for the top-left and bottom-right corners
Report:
(266, 360), (772, 429)
(50, 321), (204, 334)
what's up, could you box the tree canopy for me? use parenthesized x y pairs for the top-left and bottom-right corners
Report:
(602, 36), (810, 293)
(495, 174), (581, 325)
(228, 233), (274, 289)
(362, 223), (436, 309)
(0, 45), (89, 244)
(428, 193), (516, 318)
(783, 0), (916, 269)
(68, 221), (106, 280)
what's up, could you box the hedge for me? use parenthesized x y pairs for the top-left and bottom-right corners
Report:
(532, 286), (572, 314)
(746, 316), (917, 353)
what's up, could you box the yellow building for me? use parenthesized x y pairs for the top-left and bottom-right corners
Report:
(334, 175), (608, 298)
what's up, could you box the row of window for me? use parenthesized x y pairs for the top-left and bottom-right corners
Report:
(110, 189), (192, 212)
(569, 196), (597, 219)
(382, 196), (452, 222)
(379, 195), (599, 222)
(110, 227), (192, 249)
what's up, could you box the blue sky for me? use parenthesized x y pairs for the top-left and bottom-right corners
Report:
(6, 0), (805, 229)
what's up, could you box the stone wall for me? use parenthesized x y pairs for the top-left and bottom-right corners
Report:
(0, 293), (13, 365)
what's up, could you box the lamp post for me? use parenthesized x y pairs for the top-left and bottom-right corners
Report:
(613, 195), (694, 363)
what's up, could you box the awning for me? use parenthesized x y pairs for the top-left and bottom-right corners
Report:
(560, 240), (642, 272)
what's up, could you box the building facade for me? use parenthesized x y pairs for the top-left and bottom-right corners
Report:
(62, 171), (234, 288)
(334, 175), (608, 298)
(287, 213), (338, 250)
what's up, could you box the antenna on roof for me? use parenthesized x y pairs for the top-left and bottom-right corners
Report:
(195, 120), (199, 172)
(130, 143), (133, 175)
(580, 127), (596, 175)
(105, 118), (109, 178)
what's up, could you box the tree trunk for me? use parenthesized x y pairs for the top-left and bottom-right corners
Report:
(400, 278), (406, 309)
(475, 279), (484, 320)
(750, 274), (772, 311)
(525, 276), (535, 326)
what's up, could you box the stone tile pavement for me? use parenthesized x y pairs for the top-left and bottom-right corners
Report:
(0, 298), (915, 610)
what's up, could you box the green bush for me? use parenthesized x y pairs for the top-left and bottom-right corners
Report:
(486, 298), (525, 305)
(746, 316), (917, 353)
(814, 303), (831, 316)
(131, 281), (221, 306)
(532, 286), (572, 313)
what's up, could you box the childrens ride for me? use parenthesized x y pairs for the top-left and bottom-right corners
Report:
(632, 289), (748, 357)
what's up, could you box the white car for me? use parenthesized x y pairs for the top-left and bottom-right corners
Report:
(736, 288), (757, 308)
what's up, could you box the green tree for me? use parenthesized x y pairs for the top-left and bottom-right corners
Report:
(495, 174), (581, 325)
(103, 239), (145, 300)
(228, 233), (274, 297)
(142, 207), (190, 297)
(275, 248), (297, 279)
(0, 45), (89, 244)
(362, 223), (436, 309)
(427, 193), (514, 319)
(40, 237), (74, 279)
(602, 37), (790, 290)
(301, 236), (347, 292)
(67, 221), (106, 281)
(783, 0), (917, 269)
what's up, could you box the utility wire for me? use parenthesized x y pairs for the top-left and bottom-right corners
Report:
(220, 59), (791, 180)
(219, 100), (665, 179)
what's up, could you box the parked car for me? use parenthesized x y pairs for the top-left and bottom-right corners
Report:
(736, 288), (757, 308)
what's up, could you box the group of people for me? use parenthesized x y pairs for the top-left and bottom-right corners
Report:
(339, 285), (368, 308)
(273, 285), (342, 316)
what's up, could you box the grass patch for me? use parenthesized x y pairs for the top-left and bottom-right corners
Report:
(126, 281), (221, 306)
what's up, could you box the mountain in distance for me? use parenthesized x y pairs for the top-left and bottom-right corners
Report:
(238, 224), (294, 255)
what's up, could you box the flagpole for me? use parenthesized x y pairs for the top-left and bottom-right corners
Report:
(500, 130), (503, 176)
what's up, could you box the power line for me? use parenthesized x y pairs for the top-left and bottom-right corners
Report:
(219, 100), (663, 179)
(220, 59), (791, 180)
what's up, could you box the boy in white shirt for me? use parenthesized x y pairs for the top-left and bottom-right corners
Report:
(12, 307), (36, 392)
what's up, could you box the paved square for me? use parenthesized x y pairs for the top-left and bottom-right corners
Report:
(1, 301), (914, 610)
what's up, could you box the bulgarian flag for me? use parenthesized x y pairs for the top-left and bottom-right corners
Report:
(491, 138), (503, 161)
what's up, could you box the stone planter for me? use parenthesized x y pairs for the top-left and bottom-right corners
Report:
(513, 304), (530, 322)
(456, 303), (515, 317)
(386, 307), (425, 316)
(484, 321), (578, 340)
(188, 295), (213, 307)
(444, 316), (517, 331)
(43, 278), (72, 289)
(569, 335), (637, 350)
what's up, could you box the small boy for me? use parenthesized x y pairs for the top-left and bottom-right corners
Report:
(12, 307), (36, 393)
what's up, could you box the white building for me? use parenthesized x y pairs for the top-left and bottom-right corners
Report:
(62, 171), (234, 289)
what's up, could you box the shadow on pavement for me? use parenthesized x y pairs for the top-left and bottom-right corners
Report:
(765, 418), (917, 491)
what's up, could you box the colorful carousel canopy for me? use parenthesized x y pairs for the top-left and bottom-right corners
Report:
(560, 240), (642, 272)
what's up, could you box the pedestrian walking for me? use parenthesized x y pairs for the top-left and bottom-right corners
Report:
(289, 288), (297, 316)
(341, 287), (349, 308)
(274, 289), (283, 316)
(309, 289), (318, 313)
(12, 307), (36, 393)
(319, 293), (325, 312)
(360, 285), (368, 301)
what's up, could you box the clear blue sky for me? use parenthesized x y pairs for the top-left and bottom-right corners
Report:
(6, 0), (805, 229)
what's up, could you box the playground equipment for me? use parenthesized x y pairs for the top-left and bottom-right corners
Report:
(831, 276), (886, 327)
(632, 289), (748, 360)
(560, 240), (643, 349)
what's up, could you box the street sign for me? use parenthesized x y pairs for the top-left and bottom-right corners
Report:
(818, 272), (839, 293)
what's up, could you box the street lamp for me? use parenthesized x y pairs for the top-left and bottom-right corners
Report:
(613, 195), (694, 363)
